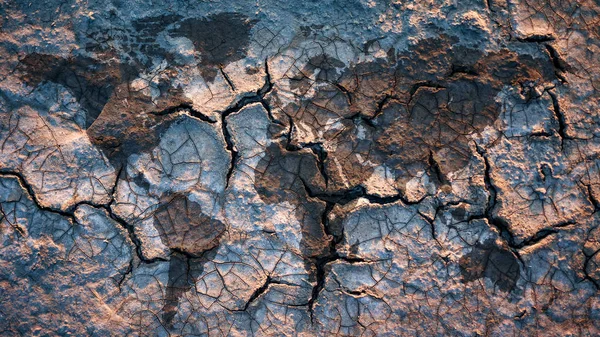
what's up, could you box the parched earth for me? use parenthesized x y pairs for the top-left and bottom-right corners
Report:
(1, 0), (600, 336)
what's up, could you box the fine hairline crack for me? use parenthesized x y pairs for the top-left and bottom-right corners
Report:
(219, 58), (275, 189)
(469, 143), (580, 264)
(0, 169), (165, 264)
(289, 138), (423, 321)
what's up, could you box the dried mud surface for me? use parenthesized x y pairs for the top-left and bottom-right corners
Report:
(1, 0), (600, 336)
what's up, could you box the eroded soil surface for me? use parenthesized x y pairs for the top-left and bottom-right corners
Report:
(1, 0), (600, 336)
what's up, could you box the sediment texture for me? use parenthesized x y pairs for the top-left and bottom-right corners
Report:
(1, 0), (600, 336)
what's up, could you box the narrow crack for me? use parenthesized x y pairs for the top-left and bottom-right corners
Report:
(472, 144), (521, 248)
(545, 44), (571, 84)
(221, 113), (238, 190)
(108, 165), (124, 198)
(333, 82), (353, 105)
(511, 228), (558, 249)
(298, 177), (418, 206)
(306, 250), (367, 321)
(418, 209), (440, 244)
(407, 81), (446, 105)
(529, 130), (554, 138)
(516, 34), (556, 43)
(363, 191), (425, 205)
(552, 219), (577, 228)
(306, 198), (336, 321)
(371, 94), (392, 120)
(309, 143), (329, 187)
(0, 204), (26, 238)
(345, 93), (392, 127)
(583, 249), (600, 290)
(289, 146), (420, 206)
(307, 254), (330, 320)
(241, 276), (273, 311)
(258, 59), (274, 97)
(506, 36), (568, 84)
(258, 60), (284, 125)
(116, 258), (134, 291)
(234, 276), (294, 312)
(97, 202), (169, 264)
(547, 89), (570, 149)
(582, 182), (600, 213)
(485, 0), (495, 15)
(284, 114), (296, 149)
(514, 310), (527, 319)
(287, 142), (329, 187)
(149, 102), (216, 123)
(219, 65), (236, 92)
(474, 145), (501, 228)
(463, 212), (573, 250)
(469, 144), (578, 267)
(449, 64), (479, 77)
(221, 59), (275, 189)
(293, 141), (396, 321)
(428, 150), (449, 186)
(0, 170), (165, 264)
(0, 170), (78, 220)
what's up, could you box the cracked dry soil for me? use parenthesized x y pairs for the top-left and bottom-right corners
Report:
(1, 0), (600, 336)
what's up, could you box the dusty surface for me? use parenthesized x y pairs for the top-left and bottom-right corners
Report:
(1, 0), (600, 336)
